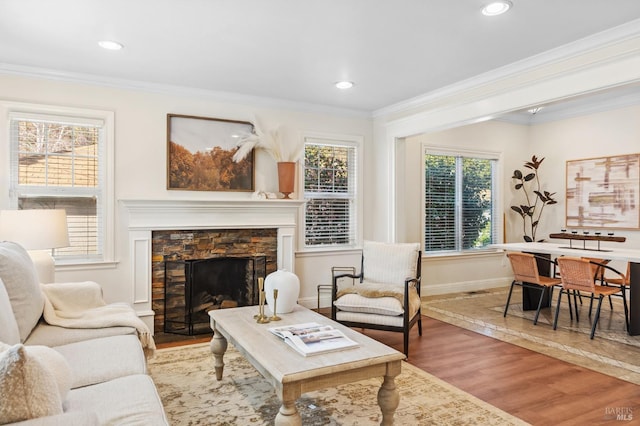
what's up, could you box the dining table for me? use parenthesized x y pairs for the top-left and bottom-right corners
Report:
(492, 241), (640, 336)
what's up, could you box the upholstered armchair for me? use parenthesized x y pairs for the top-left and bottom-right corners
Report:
(331, 240), (422, 357)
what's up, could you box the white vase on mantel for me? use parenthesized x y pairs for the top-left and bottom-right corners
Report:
(264, 269), (300, 314)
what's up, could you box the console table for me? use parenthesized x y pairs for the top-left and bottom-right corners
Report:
(492, 242), (640, 336)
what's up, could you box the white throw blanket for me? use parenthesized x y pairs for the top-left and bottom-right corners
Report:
(40, 281), (156, 357)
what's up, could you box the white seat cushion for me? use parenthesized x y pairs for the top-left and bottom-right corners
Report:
(334, 282), (421, 318)
(336, 311), (406, 327)
(53, 335), (147, 389)
(64, 374), (168, 425)
(24, 322), (136, 347)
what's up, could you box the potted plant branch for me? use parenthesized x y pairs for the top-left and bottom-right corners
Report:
(510, 155), (557, 242)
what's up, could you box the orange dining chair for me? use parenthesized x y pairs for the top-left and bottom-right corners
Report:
(603, 262), (631, 332)
(582, 256), (613, 311)
(554, 257), (628, 339)
(504, 252), (562, 325)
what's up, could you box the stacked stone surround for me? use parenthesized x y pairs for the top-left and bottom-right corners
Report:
(151, 228), (278, 333)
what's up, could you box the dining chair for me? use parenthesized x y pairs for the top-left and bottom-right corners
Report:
(504, 252), (562, 325)
(603, 262), (631, 332)
(554, 257), (628, 339)
(581, 256), (613, 311)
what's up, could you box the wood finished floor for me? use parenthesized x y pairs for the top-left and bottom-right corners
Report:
(156, 315), (640, 425)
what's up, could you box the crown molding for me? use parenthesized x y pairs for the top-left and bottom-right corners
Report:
(497, 86), (640, 125)
(373, 18), (640, 119)
(0, 63), (371, 119)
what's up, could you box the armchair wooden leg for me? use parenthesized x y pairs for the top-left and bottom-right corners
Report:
(403, 333), (409, 357)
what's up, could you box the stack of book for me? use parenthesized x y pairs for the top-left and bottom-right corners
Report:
(269, 322), (359, 356)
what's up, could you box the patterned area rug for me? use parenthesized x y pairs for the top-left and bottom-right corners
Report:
(147, 342), (529, 425)
(426, 287), (640, 385)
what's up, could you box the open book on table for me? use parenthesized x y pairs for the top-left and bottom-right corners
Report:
(268, 322), (359, 356)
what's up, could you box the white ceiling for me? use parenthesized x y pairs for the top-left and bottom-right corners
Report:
(1, 1), (640, 114)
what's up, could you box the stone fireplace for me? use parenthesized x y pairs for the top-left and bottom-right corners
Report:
(154, 228), (275, 334)
(121, 199), (305, 333)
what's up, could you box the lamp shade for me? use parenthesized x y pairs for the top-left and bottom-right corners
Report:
(0, 209), (70, 250)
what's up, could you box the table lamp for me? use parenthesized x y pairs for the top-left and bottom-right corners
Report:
(0, 209), (70, 283)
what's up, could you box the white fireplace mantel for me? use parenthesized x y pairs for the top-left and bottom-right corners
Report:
(120, 199), (305, 327)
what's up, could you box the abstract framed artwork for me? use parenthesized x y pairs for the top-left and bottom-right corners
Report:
(167, 114), (254, 191)
(566, 153), (640, 229)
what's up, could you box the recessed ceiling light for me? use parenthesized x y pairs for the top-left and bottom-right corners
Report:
(98, 40), (124, 50)
(335, 81), (354, 90)
(482, 1), (512, 16)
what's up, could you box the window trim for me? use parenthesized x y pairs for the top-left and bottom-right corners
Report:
(421, 144), (503, 256)
(299, 131), (363, 252)
(0, 101), (115, 265)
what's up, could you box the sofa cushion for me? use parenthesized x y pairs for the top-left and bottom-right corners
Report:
(0, 344), (63, 425)
(0, 242), (45, 342)
(53, 335), (147, 389)
(64, 374), (168, 425)
(23, 323), (136, 348)
(0, 277), (20, 345)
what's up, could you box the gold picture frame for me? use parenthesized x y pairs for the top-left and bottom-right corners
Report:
(167, 114), (254, 191)
(566, 153), (640, 229)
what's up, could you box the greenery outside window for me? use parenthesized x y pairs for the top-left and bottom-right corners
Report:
(303, 137), (358, 248)
(5, 103), (114, 264)
(423, 147), (500, 254)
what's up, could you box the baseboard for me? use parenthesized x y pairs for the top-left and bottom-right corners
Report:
(305, 278), (513, 309)
(423, 278), (512, 296)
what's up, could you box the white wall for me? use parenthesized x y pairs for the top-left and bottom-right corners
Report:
(529, 103), (640, 273)
(397, 120), (531, 294)
(0, 74), (373, 309)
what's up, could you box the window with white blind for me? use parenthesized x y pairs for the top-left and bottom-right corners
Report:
(423, 147), (500, 254)
(6, 104), (114, 263)
(303, 138), (358, 248)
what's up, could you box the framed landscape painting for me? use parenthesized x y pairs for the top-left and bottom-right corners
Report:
(565, 153), (640, 229)
(167, 114), (255, 191)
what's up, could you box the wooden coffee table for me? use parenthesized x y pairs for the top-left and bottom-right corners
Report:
(208, 305), (405, 426)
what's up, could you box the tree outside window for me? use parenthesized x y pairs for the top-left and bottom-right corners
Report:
(424, 152), (497, 253)
(304, 141), (356, 247)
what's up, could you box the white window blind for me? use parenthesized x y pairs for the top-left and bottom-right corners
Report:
(424, 149), (498, 254)
(9, 114), (104, 260)
(304, 140), (357, 247)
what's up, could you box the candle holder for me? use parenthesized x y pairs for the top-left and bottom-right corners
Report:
(269, 289), (281, 321)
(255, 277), (270, 324)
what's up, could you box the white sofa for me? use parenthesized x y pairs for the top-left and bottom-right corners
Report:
(0, 241), (168, 426)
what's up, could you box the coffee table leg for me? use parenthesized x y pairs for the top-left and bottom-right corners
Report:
(274, 400), (301, 426)
(275, 385), (302, 426)
(377, 372), (400, 426)
(209, 327), (228, 381)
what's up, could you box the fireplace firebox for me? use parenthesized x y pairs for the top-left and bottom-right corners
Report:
(164, 256), (266, 335)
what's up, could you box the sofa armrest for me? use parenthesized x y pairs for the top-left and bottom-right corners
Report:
(12, 411), (99, 426)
